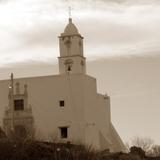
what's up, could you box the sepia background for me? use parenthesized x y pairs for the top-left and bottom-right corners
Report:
(0, 0), (160, 144)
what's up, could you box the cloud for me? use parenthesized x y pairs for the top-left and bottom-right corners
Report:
(0, 0), (160, 66)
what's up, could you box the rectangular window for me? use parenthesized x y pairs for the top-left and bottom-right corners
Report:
(59, 100), (65, 107)
(14, 99), (24, 111)
(60, 127), (68, 139)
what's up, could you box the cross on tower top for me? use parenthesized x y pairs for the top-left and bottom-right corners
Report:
(68, 6), (73, 18)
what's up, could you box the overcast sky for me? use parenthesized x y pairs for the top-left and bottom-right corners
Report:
(0, 0), (160, 66)
(0, 0), (160, 145)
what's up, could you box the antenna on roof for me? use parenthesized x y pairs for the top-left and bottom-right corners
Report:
(10, 73), (15, 131)
(10, 73), (14, 92)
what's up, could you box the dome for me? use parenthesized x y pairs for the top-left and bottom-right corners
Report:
(64, 18), (79, 35)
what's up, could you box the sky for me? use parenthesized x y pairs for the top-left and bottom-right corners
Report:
(0, 0), (160, 145)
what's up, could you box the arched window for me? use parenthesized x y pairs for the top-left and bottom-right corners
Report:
(68, 65), (71, 71)
(64, 59), (73, 72)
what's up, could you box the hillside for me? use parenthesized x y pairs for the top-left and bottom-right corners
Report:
(0, 140), (159, 160)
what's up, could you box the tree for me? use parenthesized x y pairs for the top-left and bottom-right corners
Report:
(151, 145), (160, 157)
(128, 137), (154, 154)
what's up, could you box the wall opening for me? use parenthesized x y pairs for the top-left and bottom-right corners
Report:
(60, 127), (68, 138)
(68, 65), (71, 71)
(14, 99), (24, 111)
(59, 100), (65, 107)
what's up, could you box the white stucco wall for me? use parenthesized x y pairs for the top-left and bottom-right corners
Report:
(0, 73), (125, 151)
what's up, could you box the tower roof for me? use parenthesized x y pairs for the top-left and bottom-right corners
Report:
(64, 18), (79, 35)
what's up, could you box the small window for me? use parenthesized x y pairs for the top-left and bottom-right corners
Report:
(60, 127), (68, 139)
(14, 99), (24, 111)
(59, 100), (65, 107)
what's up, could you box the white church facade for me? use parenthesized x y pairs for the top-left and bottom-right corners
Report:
(0, 18), (126, 152)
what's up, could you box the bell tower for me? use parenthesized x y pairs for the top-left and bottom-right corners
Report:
(58, 18), (86, 74)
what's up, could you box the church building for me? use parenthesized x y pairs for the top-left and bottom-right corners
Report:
(0, 18), (126, 152)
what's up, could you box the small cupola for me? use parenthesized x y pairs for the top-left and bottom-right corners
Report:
(63, 18), (79, 35)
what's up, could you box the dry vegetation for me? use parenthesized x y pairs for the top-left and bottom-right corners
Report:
(0, 139), (159, 160)
(0, 129), (159, 160)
